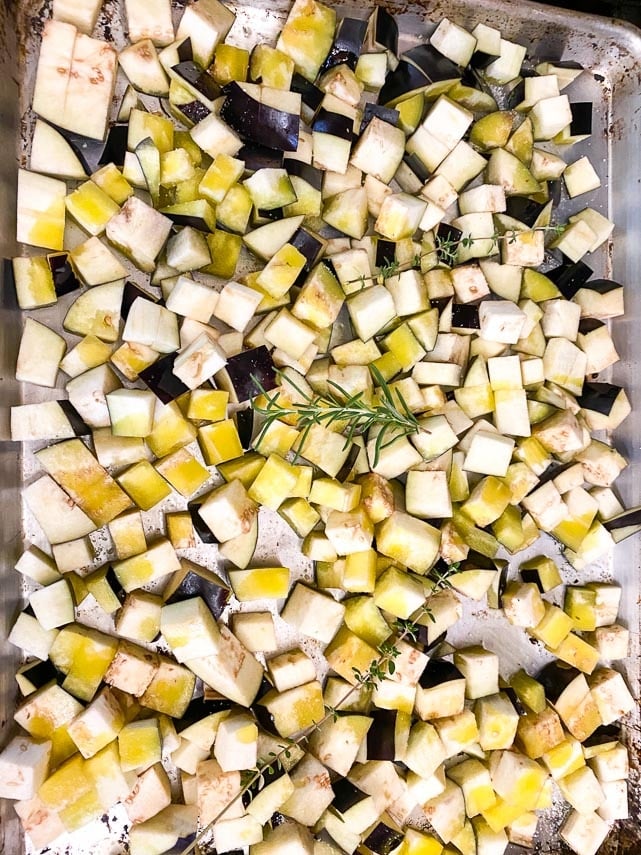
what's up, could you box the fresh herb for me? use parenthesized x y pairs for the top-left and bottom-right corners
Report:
(345, 224), (567, 287)
(251, 365), (425, 467)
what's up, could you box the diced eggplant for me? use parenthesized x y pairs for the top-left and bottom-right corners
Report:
(139, 353), (190, 404)
(365, 709), (397, 760)
(215, 346), (277, 403)
(378, 60), (432, 106)
(547, 257), (593, 299)
(221, 82), (299, 152)
(163, 562), (230, 619)
(360, 102), (399, 134)
(172, 60), (219, 101)
(451, 303), (480, 330)
(234, 408), (254, 450)
(161, 200), (216, 231)
(291, 72), (324, 119)
(239, 143), (285, 171)
(187, 498), (219, 545)
(363, 823), (404, 855)
(321, 17), (368, 73)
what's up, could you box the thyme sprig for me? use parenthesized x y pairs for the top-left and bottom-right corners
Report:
(179, 562), (461, 855)
(251, 365), (425, 467)
(349, 223), (567, 288)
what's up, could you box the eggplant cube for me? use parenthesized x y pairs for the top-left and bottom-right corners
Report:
(172, 333), (227, 390)
(176, 0), (235, 67)
(376, 512), (440, 575)
(187, 625), (263, 708)
(454, 646), (499, 699)
(350, 117), (406, 184)
(69, 236), (127, 286)
(260, 681), (325, 738)
(281, 582), (345, 643)
(112, 538), (181, 592)
(0, 736), (52, 801)
(214, 281), (263, 332)
(16, 169), (66, 251)
(375, 193), (427, 241)
(588, 668), (635, 725)
(104, 639), (158, 697)
(560, 809), (609, 855)
(475, 692), (519, 751)
(29, 578), (75, 630)
(463, 430), (515, 477)
(67, 687), (125, 759)
(198, 480), (258, 543)
(106, 388), (156, 437)
(214, 713), (258, 772)
(16, 318), (66, 388)
(106, 196), (173, 273)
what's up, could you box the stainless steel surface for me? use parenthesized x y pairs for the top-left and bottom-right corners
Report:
(1, 0), (641, 852)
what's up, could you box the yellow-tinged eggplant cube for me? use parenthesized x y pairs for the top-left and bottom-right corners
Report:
(139, 657), (196, 718)
(342, 548), (377, 593)
(160, 148), (196, 187)
(248, 453), (299, 510)
(399, 828), (444, 855)
(530, 602), (574, 649)
(204, 230), (243, 278)
(108, 510), (147, 560)
(12, 256), (56, 309)
(117, 460), (172, 511)
(187, 388), (229, 422)
(278, 497), (320, 537)
(259, 681), (325, 738)
(343, 595), (392, 648)
(65, 180), (120, 236)
(147, 401), (197, 458)
(228, 567), (290, 601)
(481, 797), (526, 833)
(49, 624), (118, 703)
(198, 419), (243, 466)
(516, 707), (565, 760)
(118, 718), (162, 772)
(308, 478), (361, 512)
(92, 163), (133, 204)
(462, 476), (512, 527)
(110, 342), (158, 380)
(324, 625), (378, 685)
(39, 754), (92, 811)
(383, 323), (426, 371)
(212, 43), (250, 84)
(166, 511), (196, 549)
(374, 565), (425, 619)
(199, 155), (245, 204)
(554, 633), (600, 674)
(449, 758), (496, 816)
(217, 452), (266, 487)
(256, 243), (307, 299)
(155, 448), (210, 498)
(519, 555), (563, 592)
(541, 735), (585, 779)
(490, 750), (548, 811)
(564, 586), (598, 631)
(253, 419), (300, 456)
(290, 464), (313, 498)
(376, 512), (441, 575)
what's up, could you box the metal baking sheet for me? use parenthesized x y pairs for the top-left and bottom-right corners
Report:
(1, 0), (640, 852)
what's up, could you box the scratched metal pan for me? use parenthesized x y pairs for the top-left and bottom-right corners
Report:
(0, 0), (640, 851)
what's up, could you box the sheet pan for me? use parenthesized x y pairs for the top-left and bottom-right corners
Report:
(0, 0), (640, 851)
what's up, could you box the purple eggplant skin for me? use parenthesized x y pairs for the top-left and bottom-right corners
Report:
(187, 500), (220, 545)
(57, 400), (92, 436)
(48, 252), (81, 296)
(121, 280), (158, 321)
(290, 226), (325, 268)
(54, 125), (107, 173)
(171, 60), (220, 101)
(312, 109), (353, 142)
(378, 60), (430, 106)
(403, 152), (431, 184)
(505, 195), (547, 228)
(139, 352), (190, 404)
(321, 16), (368, 73)
(451, 302), (480, 330)
(418, 658), (465, 689)
(578, 381), (623, 417)
(98, 124), (129, 167)
(502, 686), (528, 717)
(217, 345), (277, 403)
(18, 658), (63, 692)
(177, 100), (211, 125)
(335, 442), (360, 483)
(178, 696), (232, 731)
(547, 259), (593, 298)
(234, 408), (254, 450)
(161, 207), (212, 232)
(220, 82), (299, 152)
(285, 160), (323, 191)
(332, 778), (368, 813)
(570, 101), (592, 137)
(164, 565), (231, 617)
(376, 238), (396, 269)
(291, 72), (324, 113)
(603, 506), (641, 533)
(105, 567), (127, 604)
(239, 143), (284, 171)
(372, 6), (399, 56)
(403, 43), (461, 80)
(360, 102), (399, 134)
(366, 708), (398, 760)
(363, 823), (405, 855)
(536, 661), (581, 704)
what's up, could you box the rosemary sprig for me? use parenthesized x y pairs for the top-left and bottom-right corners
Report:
(345, 223), (567, 288)
(251, 365), (424, 467)
(179, 562), (461, 855)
